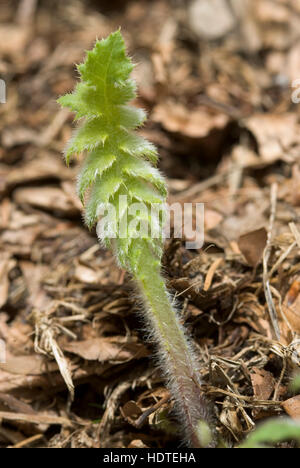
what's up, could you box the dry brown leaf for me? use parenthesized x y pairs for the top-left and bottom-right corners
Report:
(0, 254), (15, 308)
(204, 209), (223, 230)
(255, 0), (290, 23)
(6, 155), (73, 188)
(121, 401), (143, 421)
(282, 280), (300, 334)
(13, 186), (79, 216)
(1, 225), (43, 247)
(221, 201), (268, 241)
(0, 25), (30, 56)
(152, 102), (229, 138)
(279, 165), (300, 207)
(231, 145), (261, 168)
(19, 261), (49, 309)
(1, 127), (39, 148)
(0, 316), (32, 353)
(282, 395), (300, 420)
(250, 367), (275, 401)
(8, 210), (39, 230)
(74, 263), (103, 285)
(0, 410), (73, 427)
(246, 114), (299, 163)
(219, 406), (243, 438)
(0, 361), (109, 394)
(0, 354), (57, 376)
(0, 392), (36, 415)
(128, 439), (148, 448)
(63, 337), (148, 362)
(238, 228), (268, 267)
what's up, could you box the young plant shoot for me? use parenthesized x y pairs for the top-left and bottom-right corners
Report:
(58, 30), (215, 448)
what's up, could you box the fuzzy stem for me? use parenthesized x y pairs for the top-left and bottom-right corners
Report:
(131, 244), (216, 448)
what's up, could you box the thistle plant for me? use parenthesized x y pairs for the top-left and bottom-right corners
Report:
(58, 30), (215, 448)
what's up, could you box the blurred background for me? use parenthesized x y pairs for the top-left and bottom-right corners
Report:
(1, 0), (300, 449)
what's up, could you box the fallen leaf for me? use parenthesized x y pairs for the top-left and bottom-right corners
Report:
(0, 392), (36, 415)
(255, 0), (290, 23)
(63, 337), (148, 362)
(1, 127), (39, 148)
(1, 225), (43, 247)
(121, 401), (143, 420)
(219, 406), (243, 437)
(0, 354), (57, 376)
(246, 114), (299, 163)
(0, 254), (15, 308)
(0, 25), (30, 56)
(282, 395), (300, 420)
(6, 155), (73, 188)
(285, 280), (300, 308)
(238, 228), (267, 267)
(19, 261), (49, 309)
(74, 263), (103, 284)
(0, 411), (72, 427)
(152, 101), (229, 139)
(250, 367), (275, 401)
(282, 280), (300, 334)
(128, 439), (148, 448)
(13, 186), (79, 216)
(205, 209), (223, 230)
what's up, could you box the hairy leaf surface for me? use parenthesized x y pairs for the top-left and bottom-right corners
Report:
(58, 30), (167, 269)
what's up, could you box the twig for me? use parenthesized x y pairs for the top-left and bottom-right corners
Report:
(96, 381), (132, 446)
(204, 258), (223, 292)
(273, 355), (287, 402)
(16, 0), (37, 25)
(289, 222), (300, 250)
(263, 183), (280, 339)
(205, 387), (282, 407)
(134, 394), (170, 428)
(11, 434), (44, 449)
(269, 241), (297, 278)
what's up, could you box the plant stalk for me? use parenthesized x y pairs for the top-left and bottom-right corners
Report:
(131, 244), (216, 448)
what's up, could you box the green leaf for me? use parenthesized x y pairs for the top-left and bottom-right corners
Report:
(106, 79), (137, 105)
(121, 156), (167, 196)
(239, 419), (300, 448)
(118, 131), (158, 164)
(291, 374), (300, 392)
(77, 148), (116, 202)
(78, 31), (134, 87)
(60, 81), (137, 117)
(84, 172), (122, 228)
(58, 82), (103, 120)
(115, 105), (147, 129)
(125, 178), (164, 204)
(65, 119), (109, 163)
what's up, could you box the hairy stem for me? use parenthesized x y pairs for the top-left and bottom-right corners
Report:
(131, 244), (216, 448)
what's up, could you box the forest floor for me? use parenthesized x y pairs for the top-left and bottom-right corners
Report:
(1, 0), (300, 448)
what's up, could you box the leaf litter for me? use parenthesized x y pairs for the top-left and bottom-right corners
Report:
(0, 0), (300, 448)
